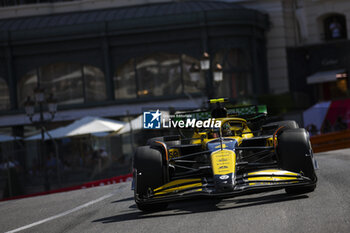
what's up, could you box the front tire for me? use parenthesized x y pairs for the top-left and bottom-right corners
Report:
(277, 128), (317, 194)
(133, 146), (168, 211)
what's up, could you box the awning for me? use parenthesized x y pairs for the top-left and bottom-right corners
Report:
(116, 115), (143, 135)
(0, 134), (22, 142)
(307, 69), (346, 84)
(25, 116), (125, 141)
(0, 1), (245, 32)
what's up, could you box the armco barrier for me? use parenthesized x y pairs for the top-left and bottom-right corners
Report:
(310, 129), (350, 153)
(0, 173), (132, 202)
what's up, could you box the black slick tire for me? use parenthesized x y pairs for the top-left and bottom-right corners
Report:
(277, 128), (317, 194)
(133, 146), (168, 211)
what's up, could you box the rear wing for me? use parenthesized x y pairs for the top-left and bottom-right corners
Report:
(227, 105), (267, 118)
(175, 102), (267, 121)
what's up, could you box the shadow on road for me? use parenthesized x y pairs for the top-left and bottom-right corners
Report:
(216, 193), (308, 210)
(110, 197), (134, 203)
(93, 192), (309, 224)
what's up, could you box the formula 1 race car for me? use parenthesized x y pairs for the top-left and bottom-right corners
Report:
(133, 98), (317, 211)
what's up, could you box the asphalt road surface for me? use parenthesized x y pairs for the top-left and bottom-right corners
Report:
(1, 149), (349, 233)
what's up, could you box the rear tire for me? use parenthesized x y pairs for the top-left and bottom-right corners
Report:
(277, 129), (317, 194)
(133, 146), (168, 211)
(147, 136), (181, 147)
(262, 120), (299, 135)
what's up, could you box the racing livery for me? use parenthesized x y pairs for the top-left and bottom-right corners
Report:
(133, 99), (317, 211)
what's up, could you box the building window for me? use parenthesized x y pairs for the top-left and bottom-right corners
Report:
(18, 63), (106, 106)
(0, 79), (10, 110)
(114, 59), (137, 100)
(213, 49), (252, 99)
(136, 54), (182, 98)
(18, 69), (38, 107)
(114, 54), (204, 100)
(39, 63), (84, 105)
(182, 54), (205, 94)
(84, 65), (107, 103)
(323, 14), (347, 41)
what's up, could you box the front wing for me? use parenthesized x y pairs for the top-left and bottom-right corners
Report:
(135, 169), (316, 204)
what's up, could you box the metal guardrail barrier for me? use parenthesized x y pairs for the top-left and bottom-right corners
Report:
(310, 129), (350, 153)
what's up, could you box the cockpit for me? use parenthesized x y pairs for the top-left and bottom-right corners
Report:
(221, 121), (245, 137)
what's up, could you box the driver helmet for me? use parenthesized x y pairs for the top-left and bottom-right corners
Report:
(222, 122), (233, 136)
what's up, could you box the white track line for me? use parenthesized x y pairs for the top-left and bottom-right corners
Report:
(5, 193), (114, 233)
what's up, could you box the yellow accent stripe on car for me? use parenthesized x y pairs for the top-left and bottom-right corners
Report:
(248, 169), (299, 176)
(247, 176), (299, 181)
(210, 98), (226, 103)
(169, 148), (180, 159)
(154, 182), (203, 196)
(153, 179), (201, 192)
(266, 137), (274, 147)
(249, 181), (299, 186)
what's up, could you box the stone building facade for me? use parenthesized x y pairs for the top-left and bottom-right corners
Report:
(0, 0), (349, 129)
